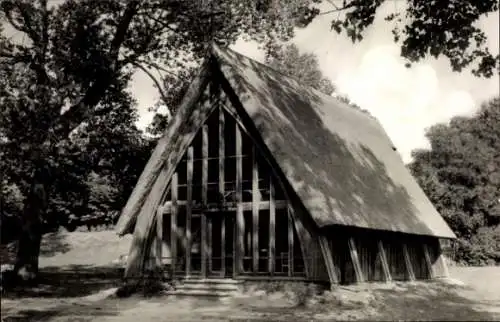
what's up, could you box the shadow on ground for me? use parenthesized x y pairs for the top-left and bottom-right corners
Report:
(2, 270), (499, 321)
(2, 265), (128, 322)
(2, 265), (124, 298)
(368, 282), (498, 321)
(302, 281), (500, 321)
(1, 297), (134, 322)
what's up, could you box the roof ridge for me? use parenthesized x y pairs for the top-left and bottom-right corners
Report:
(211, 44), (379, 122)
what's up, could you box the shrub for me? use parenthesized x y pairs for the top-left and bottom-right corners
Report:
(453, 225), (500, 266)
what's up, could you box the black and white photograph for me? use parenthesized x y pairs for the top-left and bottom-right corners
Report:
(1, 0), (499, 321)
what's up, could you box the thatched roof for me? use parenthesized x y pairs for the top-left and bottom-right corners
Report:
(116, 45), (455, 239)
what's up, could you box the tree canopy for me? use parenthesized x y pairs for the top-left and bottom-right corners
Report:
(409, 97), (500, 265)
(327, 0), (499, 78)
(0, 0), (323, 280)
(265, 43), (335, 95)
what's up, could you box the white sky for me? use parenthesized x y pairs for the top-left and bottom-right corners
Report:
(133, 2), (499, 163)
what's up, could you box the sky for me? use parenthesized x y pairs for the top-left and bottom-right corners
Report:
(133, 2), (499, 163)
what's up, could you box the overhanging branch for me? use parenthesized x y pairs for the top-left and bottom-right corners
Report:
(50, 0), (142, 142)
(135, 59), (187, 80)
(132, 62), (169, 105)
(319, 0), (354, 15)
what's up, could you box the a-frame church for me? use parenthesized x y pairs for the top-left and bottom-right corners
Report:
(115, 45), (455, 286)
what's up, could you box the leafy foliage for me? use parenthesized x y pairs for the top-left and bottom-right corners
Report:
(146, 66), (198, 137)
(0, 0), (321, 257)
(409, 97), (500, 265)
(328, 0), (500, 78)
(264, 43), (372, 116)
(265, 43), (336, 95)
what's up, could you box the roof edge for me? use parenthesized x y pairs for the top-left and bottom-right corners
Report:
(115, 59), (214, 236)
(211, 44), (382, 125)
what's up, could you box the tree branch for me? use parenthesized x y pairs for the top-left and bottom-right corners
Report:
(319, 0), (355, 15)
(144, 12), (178, 33)
(2, 1), (51, 85)
(13, 1), (41, 43)
(51, 0), (142, 142)
(132, 62), (169, 106)
(136, 59), (187, 80)
(40, 0), (48, 63)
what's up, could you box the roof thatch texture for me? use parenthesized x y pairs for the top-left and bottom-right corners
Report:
(116, 45), (455, 239)
(212, 46), (455, 239)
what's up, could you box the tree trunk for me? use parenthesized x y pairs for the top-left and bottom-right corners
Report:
(14, 164), (49, 283)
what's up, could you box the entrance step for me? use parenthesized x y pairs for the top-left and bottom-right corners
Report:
(182, 278), (243, 285)
(165, 278), (243, 298)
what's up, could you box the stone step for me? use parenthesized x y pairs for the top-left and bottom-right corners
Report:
(175, 283), (240, 291)
(165, 289), (237, 297)
(181, 278), (243, 285)
(166, 278), (243, 298)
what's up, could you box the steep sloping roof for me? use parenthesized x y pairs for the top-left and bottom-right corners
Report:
(116, 61), (213, 236)
(212, 46), (455, 239)
(116, 45), (455, 239)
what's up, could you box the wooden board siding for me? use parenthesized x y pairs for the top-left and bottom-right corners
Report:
(319, 235), (339, 285)
(269, 177), (276, 274)
(327, 235), (344, 283)
(377, 240), (392, 282)
(406, 239), (428, 280)
(426, 238), (449, 278)
(149, 94), (309, 280)
(212, 45), (456, 239)
(321, 227), (446, 284)
(348, 237), (364, 283)
(384, 237), (409, 281)
(252, 145), (260, 273)
(219, 94), (325, 282)
(354, 237), (374, 281)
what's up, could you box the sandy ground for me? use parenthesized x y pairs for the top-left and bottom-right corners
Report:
(1, 230), (499, 321)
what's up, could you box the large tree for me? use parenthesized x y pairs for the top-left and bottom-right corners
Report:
(0, 0), (320, 282)
(408, 97), (500, 265)
(326, 0), (499, 78)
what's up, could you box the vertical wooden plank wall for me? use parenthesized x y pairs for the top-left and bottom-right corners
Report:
(402, 243), (416, 281)
(429, 238), (450, 278)
(268, 177), (276, 275)
(423, 243), (434, 279)
(148, 205), (163, 272)
(348, 237), (364, 283)
(328, 236), (343, 283)
(289, 206), (327, 281)
(288, 209), (294, 277)
(235, 122), (244, 275)
(201, 124), (208, 277)
(378, 240), (392, 282)
(323, 231), (446, 284)
(185, 147), (193, 276)
(319, 235), (339, 285)
(219, 106), (226, 277)
(252, 145), (259, 273)
(170, 173), (178, 278)
(155, 206), (163, 269)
